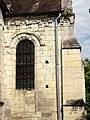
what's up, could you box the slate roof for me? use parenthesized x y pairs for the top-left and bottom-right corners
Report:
(62, 38), (81, 49)
(4, 0), (61, 16)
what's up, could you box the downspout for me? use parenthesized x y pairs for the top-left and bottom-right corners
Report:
(55, 13), (61, 120)
(60, 0), (64, 118)
(61, 39), (63, 120)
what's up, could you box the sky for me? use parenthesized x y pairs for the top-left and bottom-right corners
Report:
(72, 0), (90, 59)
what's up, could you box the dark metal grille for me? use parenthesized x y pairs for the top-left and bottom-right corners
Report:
(16, 40), (34, 90)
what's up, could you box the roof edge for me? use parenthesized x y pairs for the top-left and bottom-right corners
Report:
(5, 10), (61, 18)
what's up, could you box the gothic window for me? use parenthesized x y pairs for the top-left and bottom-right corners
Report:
(16, 40), (35, 90)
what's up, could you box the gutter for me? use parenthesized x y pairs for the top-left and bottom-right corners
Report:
(55, 13), (62, 120)
(5, 11), (61, 18)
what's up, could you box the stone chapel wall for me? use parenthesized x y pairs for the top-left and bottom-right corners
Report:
(1, 0), (85, 119)
(61, 0), (72, 9)
(59, 7), (85, 119)
(0, 8), (4, 120)
(3, 16), (59, 120)
(2, 14), (85, 120)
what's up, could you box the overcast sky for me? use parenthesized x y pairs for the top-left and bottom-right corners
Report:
(72, 0), (90, 59)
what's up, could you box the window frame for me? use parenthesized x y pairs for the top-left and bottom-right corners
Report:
(16, 39), (35, 90)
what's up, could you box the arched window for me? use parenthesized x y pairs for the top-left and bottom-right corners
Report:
(16, 40), (35, 90)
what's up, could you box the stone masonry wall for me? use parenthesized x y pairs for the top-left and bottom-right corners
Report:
(61, 0), (72, 9)
(0, 0), (85, 119)
(62, 49), (85, 120)
(1, 14), (85, 120)
(0, 8), (4, 120)
(3, 16), (59, 120)
(59, 14), (85, 119)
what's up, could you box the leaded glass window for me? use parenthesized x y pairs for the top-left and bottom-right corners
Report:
(16, 40), (35, 90)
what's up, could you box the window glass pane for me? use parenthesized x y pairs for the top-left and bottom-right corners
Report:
(16, 40), (34, 90)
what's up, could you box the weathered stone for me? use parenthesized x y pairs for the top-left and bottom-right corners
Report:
(0, 0), (85, 120)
